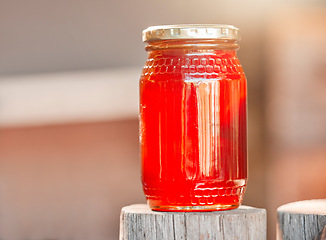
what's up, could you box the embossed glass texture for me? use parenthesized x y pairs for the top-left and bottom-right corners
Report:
(140, 35), (247, 211)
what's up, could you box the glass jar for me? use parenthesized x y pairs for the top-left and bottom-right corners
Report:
(139, 25), (247, 211)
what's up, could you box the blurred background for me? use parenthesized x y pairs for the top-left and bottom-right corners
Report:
(1, 0), (326, 239)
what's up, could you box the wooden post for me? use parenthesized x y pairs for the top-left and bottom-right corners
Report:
(120, 204), (266, 240)
(277, 199), (326, 240)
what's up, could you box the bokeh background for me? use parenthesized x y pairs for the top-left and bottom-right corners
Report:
(1, 0), (326, 239)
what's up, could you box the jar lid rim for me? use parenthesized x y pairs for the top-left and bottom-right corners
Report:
(142, 24), (240, 42)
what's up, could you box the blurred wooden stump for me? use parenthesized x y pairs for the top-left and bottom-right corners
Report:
(277, 199), (326, 240)
(119, 204), (266, 240)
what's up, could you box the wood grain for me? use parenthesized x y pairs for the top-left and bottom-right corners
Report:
(120, 204), (266, 240)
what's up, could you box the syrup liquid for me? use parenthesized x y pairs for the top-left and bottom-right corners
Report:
(140, 49), (247, 211)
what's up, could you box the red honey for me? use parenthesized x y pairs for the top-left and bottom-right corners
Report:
(140, 25), (247, 211)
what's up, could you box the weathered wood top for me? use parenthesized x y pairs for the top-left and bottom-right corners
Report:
(278, 199), (326, 215)
(120, 204), (266, 240)
(122, 203), (264, 215)
(277, 199), (326, 240)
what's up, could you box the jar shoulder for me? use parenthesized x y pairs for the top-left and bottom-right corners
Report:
(141, 51), (245, 79)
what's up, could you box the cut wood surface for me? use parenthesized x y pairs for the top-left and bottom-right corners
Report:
(120, 204), (266, 240)
(277, 199), (326, 240)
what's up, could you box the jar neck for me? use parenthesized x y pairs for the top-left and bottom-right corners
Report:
(145, 39), (239, 51)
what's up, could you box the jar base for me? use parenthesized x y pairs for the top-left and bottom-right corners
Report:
(145, 184), (245, 212)
(148, 202), (240, 212)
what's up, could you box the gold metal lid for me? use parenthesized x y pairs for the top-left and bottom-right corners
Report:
(142, 24), (240, 42)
